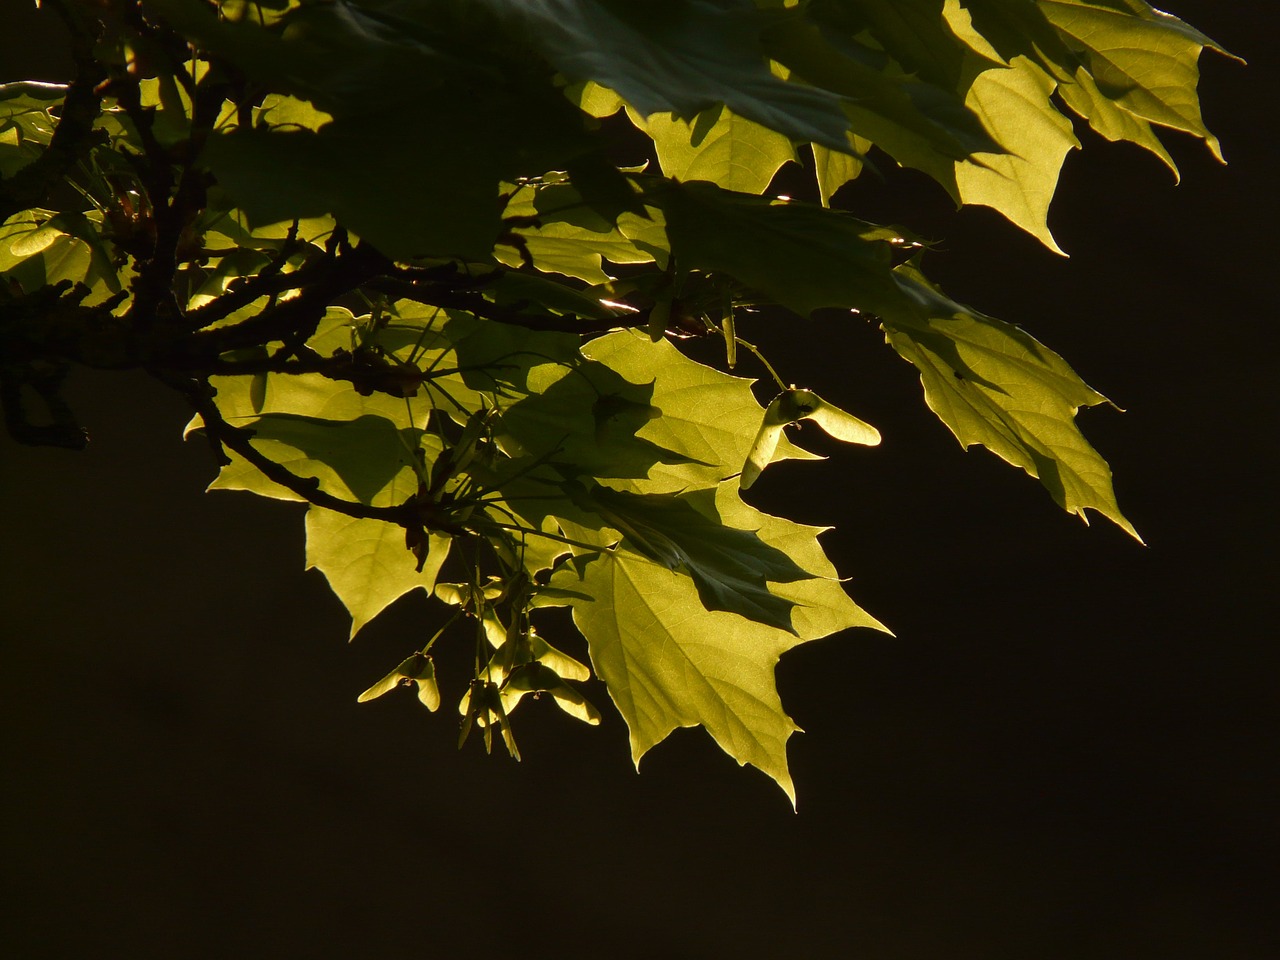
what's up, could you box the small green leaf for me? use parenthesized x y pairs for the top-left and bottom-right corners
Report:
(306, 510), (452, 639)
(567, 79), (625, 119)
(944, 9), (1080, 252)
(956, 60), (1078, 253)
(255, 93), (333, 131)
(0, 213), (93, 295)
(630, 102), (797, 195)
(496, 180), (664, 283)
(0, 89), (58, 178)
(812, 134), (872, 207)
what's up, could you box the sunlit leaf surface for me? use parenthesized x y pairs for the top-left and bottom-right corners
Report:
(3, 0), (1227, 796)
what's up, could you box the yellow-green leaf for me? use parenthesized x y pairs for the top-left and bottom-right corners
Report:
(955, 54), (1078, 253)
(885, 266), (1139, 539)
(552, 485), (886, 805)
(630, 103), (797, 195)
(812, 134), (872, 207)
(306, 509), (452, 639)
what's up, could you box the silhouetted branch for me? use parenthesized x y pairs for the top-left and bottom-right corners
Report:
(188, 244), (388, 355)
(173, 373), (415, 523)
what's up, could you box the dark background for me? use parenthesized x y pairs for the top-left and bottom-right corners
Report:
(2, 2), (1275, 957)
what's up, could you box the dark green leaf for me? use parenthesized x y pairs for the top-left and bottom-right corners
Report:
(489, 0), (856, 150)
(655, 179), (910, 317)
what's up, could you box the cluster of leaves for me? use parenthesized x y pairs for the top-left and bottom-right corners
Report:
(0, 0), (1228, 802)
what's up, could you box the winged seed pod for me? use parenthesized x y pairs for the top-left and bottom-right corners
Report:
(357, 653), (442, 711)
(741, 389), (881, 490)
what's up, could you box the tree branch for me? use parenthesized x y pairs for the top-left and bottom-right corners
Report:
(200, 345), (432, 398)
(180, 251), (315, 330)
(171, 372), (485, 547)
(365, 277), (640, 335)
(171, 373), (416, 523)
(187, 244), (388, 356)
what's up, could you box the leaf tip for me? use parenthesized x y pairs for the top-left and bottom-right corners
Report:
(1120, 518), (1145, 546)
(776, 770), (798, 811)
(1080, 505), (1143, 545)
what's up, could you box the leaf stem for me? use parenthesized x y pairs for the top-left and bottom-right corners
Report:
(482, 519), (604, 554)
(735, 337), (788, 391)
